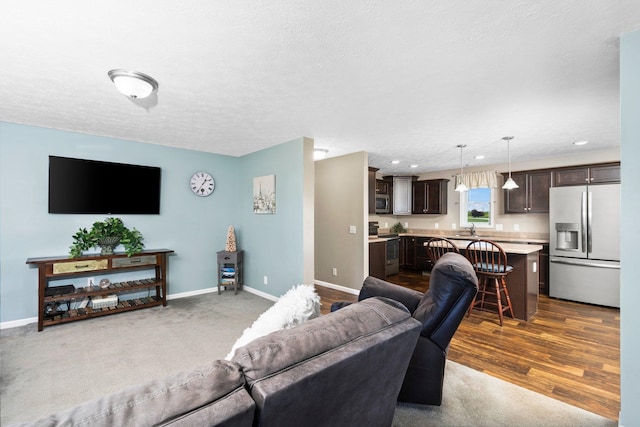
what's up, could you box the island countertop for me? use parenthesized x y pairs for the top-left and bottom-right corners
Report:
(423, 239), (543, 255)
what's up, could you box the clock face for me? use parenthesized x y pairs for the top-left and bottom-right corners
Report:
(190, 172), (215, 197)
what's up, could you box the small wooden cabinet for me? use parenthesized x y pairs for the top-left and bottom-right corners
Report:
(553, 163), (620, 186)
(376, 179), (391, 195)
(504, 170), (551, 213)
(27, 249), (173, 331)
(399, 236), (416, 269)
(412, 179), (448, 214)
(217, 250), (244, 294)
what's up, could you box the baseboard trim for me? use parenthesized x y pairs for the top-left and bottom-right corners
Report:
(1, 285), (280, 330)
(314, 280), (360, 296)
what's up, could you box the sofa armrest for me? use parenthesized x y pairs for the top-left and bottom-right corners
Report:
(358, 276), (423, 313)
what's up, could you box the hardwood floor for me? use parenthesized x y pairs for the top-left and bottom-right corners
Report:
(315, 269), (620, 421)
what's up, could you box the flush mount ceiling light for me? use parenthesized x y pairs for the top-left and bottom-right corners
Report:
(391, 160), (400, 164)
(455, 144), (468, 192)
(313, 148), (329, 160)
(502, 136), (519, 190)
(108, 69), (159, 99)
(573, 140), (589, 146)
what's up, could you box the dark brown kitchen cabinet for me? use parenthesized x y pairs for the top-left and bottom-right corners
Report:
(504, 170), (551, 213)
(553, 163), (620, 186)
(414, 237), (431, 271)
(368, 167), (378, 214)
(369, 240), (386, 280)
(412, 179), (448, 214)
(400, 236), (416, 269)
(376, 179), (390, 195)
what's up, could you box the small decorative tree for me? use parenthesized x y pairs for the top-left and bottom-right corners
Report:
(225, 225), (237, 252)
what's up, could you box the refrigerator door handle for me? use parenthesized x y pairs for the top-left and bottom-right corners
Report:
(550, 257), (620, 269)
(587, 191), (593, 254)
(581, 191), (588, 253)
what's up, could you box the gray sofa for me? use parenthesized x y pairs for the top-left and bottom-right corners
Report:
(15, 297), (421, 427)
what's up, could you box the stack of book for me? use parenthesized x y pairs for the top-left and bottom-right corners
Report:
(221, 267), (236, 285)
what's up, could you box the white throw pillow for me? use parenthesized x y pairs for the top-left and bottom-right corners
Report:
(225, 284), (321, 360)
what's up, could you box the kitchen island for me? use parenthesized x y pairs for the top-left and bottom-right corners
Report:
(425, 238), (542, 321)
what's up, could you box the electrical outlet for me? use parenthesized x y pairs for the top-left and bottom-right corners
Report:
(332, 268), (337, 276)
(451, 223), (457, 230)
(263, 276), (268, 285)
(435, 223), (439, 229)
(514, 224), (520, 231)
(384, 222), (388, 228)
(496, 224), (504, 231)
(87, 277), (95, 288)
(403, 222), (409, 228)
(349, 225), (356, 234)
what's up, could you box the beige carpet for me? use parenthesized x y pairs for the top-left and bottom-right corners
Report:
(0, 291), (616, 426)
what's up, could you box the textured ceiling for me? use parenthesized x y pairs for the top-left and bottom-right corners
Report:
(1, 1), (639, 174)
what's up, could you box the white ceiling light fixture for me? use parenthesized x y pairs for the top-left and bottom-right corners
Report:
(454, 144), (468, 192)
(108, 69), (159, 99)
(573, 140), (589, 146)
(313, 148), (328, 160)
(391, 160), (400, 164)
(502, 136), (519, 190)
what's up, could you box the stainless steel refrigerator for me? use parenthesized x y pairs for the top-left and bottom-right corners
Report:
(549, 184), (620, 307)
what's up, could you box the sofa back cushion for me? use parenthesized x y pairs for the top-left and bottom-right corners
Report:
(232, 297), (421, 427)
(413, 252), (478, 350)
(17, 360), (255, 427)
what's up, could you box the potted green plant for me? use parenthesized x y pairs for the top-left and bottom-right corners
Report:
(69, 217), (144, 258)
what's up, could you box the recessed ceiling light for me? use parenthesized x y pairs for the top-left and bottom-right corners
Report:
(474, 155), (485, 160)
(410, 164), (418, 168)
(391, 160), (400, 164)
(573, 141), (589, 146)
(313, 148), (329, 160)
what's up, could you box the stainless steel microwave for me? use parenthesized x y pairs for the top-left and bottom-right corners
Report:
(375, 194), (390, 214)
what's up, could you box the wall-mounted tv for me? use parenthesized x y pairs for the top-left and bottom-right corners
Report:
(48, 156), (161, 214)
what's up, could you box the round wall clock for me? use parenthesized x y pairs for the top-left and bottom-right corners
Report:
(190, 171), (215, 197)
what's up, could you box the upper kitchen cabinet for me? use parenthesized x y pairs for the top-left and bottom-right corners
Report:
(368, 167), (379, 214)
(376, 179), (391, 195)
(504, 170), (551, 214)
(393, 176), (415, 215)
(412, 179), (449, 214)
(553, 163), (620, 186)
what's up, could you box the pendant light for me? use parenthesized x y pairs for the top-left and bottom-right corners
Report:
(455, 144), (468, 192)
(502, 136), (519, 190)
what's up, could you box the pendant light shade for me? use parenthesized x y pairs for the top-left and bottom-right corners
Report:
(455, 144), (468, 192)
(501, 136), (519, 190)
(108, 69), (158, 99)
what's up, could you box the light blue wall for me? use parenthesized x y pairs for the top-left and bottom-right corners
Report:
(620, 30), (640, 427)
(238, 137), (310, 297)
(0, 122), (308, 324)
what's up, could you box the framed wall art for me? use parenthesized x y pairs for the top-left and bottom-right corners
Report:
(253, 175), (276, 214)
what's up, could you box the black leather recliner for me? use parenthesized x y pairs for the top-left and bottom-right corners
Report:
(331, 252), (478, 405)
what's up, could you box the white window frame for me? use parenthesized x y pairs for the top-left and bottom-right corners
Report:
(459, 187), (495, 229)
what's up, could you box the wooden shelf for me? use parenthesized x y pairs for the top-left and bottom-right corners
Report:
(27, 249), (173, 331)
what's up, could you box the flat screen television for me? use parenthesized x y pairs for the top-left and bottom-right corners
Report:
(48, 156), (161, 214)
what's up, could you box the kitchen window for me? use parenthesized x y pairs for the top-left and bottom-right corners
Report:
(460, 187), (495, 229)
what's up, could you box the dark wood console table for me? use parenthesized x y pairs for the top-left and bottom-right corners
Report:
(27, 249), (173, 331)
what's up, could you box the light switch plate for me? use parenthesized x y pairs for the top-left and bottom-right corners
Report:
(349, 225), (356, 234)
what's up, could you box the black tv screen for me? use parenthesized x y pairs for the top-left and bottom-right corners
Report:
(48, 156), (161, 214)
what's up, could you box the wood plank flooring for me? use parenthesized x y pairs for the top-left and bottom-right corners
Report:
(315, 269), (620, 421)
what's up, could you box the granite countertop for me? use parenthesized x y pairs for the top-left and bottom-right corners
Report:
(428, 239), (543, 255)
(373, 229), (549, 245)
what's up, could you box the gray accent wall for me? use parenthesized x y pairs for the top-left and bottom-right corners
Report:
(314, 151), (368, 290)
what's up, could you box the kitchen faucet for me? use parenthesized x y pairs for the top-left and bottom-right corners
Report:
(465, 224), (476, 236)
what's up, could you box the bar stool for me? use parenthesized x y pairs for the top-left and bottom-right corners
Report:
(425, 237), (460, 264)
(464, 239), (514, 326)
